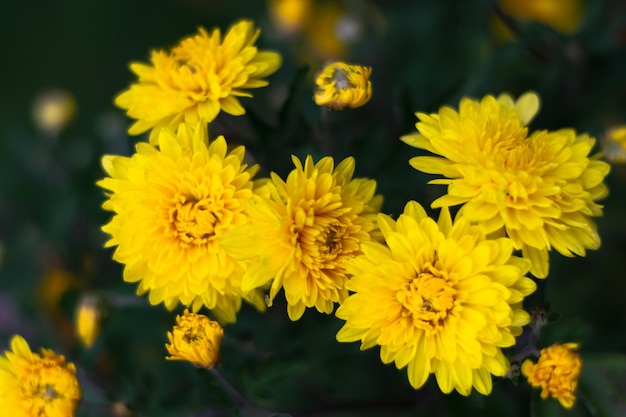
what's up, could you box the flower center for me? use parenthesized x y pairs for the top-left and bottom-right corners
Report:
(319, 222), (344, 256)
(42, 385), (59, 401)
(170, 194), (217, 246)
(331, 68), (353, 91)
(397, 268), (456, 332)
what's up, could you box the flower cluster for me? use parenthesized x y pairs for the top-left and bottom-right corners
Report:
(522, 343), (583, 409)
(99, 17), (608, 410)
(0, 335), (81, 417)
(336, 201), (536, 395)
(402, 92), (610, 278)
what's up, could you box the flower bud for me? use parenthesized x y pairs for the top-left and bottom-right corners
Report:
(314, 62), (372, 110)
(521, 343), (582, 409)
(165, 310), (224, 369)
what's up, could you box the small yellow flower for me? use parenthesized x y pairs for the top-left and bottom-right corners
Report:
(314, 62), (372, 110)
(115, 20), (282, 144)
(98, 122), (265, 323)
(402, 91), (610, 278)
(32, 89), (76, 136)
(221, 155), (382, 320)
(522, 343), (582, 409)
(166, 310), (224, 369)
(0, 335), (81, 417)
(498, 0), (584, 35)
(336, 201), (536, 395)
(602, 125), (626, 163)
(75, 294), (106, 348)
(269, 0), (312, 35)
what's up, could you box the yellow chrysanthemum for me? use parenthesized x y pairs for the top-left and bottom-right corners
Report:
(166, 310), (224, 369)
(522, 343), (582, 409)
(314, 62), (372, 110)
(115, 20), (282, 144)
(498, 0), (584, 35)
(336, 201), (536, 395)
(401, 92), (610, 278)
(98, 123), (264, 323)
(0, 335), (81, 417)
(221, 155), (382, 320)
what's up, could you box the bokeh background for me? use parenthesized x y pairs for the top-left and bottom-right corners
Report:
(1, 0), (626, 416)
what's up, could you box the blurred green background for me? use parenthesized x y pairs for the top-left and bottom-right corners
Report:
(1, 0), (626, 416)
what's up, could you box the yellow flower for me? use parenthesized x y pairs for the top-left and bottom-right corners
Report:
(221, 155), (382, 320)
(401, 92), (610, 278)
(498, 0), (584, 35)
(0, 335), (81, 417)
(166, 310), (224, 369)
(521, 343), (582, 409)
(269, 0), (312, 35)
(32, 89), (76, 137)
(98, 122), (265, 323)
(314, 62), (372, 110)
(115, 20), (282, 144)
(336, 201), (536, 395)
(74, 294), (106, 348)
(601, 125), (626, 163)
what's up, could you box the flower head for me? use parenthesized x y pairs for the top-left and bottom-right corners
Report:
(314, 62), (372, 110)
(98, 123), (265, 322)
(221, 155), (382, 320)
(522, 343), (582, 409)
(401, 92), (610, 278)
(336, 201), (536, 395)
(0, 334), (81, 417)
(166, 310), (224, 368)
(115, 20), (282, 144)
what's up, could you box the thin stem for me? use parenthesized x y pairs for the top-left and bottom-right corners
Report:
(209, 368), (249, 407)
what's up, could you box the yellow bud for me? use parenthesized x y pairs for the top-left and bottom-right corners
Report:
(75, 293), (107, 348)
(165, 310), (224, 369)
(521, 343), (583, 409)
(32, 89), (76, 136)
(314, 61), (372, 110)
(269, 0), (312, 35)
(602, 125), (626, 163)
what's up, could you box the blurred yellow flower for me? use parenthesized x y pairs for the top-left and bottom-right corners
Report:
(268, 0), (312, 35)
(498, 0), (584, 35)
(115, 20), (282, 144)
(522, 343), (582, 409)
(221, 155), (382, 320)
(402, 92), (609, 278)
(32, 89), (76, 137)
(336, 201), (536, 395)
(601, 125), (626, 163)
(304, 2), (346, 60)
(314, 62), (372, 110)
(74, 294), (106, 348)
(0, 335), (81, 417)
(166, 310), (224, 369)
(98, 123), (265, 323)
